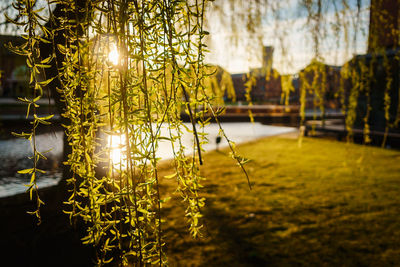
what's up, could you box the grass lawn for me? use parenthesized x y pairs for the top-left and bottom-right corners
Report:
(159, 135), (400, 266)
(1, 134), (400, 266)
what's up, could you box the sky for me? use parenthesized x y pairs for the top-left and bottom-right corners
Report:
(1, 0), (371, 75)
(204, 0), (370, 74)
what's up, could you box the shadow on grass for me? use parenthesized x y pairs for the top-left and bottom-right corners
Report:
(200, 200), (272, 266)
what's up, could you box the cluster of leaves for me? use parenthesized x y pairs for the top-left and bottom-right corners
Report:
(201, 65), (236, 105)
(7, 0), (251, 265)
(6, 0), (55, 224)
(280, 74), (294, 110)
(298, 60), (328, 127)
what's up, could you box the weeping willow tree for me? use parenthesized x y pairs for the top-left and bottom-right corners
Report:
(3, 0), (400, 265)
(6, 0), (250, 265)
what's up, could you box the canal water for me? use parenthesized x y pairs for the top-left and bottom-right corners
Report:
(0, 123), (295, 198)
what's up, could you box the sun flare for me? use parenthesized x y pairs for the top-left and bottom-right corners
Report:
(108, 135), (126, 168)
(108, 46), (119, 66)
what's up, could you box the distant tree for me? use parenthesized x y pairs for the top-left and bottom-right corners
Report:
(210, 0), (399, 145)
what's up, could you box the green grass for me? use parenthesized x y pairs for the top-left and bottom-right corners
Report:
(160, 135), (400, 266)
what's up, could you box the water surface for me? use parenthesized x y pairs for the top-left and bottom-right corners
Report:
(0, 123), (295, 198)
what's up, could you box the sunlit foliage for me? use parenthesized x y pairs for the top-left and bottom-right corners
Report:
(6, 0), (252, 265)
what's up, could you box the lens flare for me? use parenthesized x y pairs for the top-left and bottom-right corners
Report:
(108, 46), (119, 66)
(108, 135), (126, 169)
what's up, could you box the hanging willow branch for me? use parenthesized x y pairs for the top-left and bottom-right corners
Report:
(8, 0), (253, 265)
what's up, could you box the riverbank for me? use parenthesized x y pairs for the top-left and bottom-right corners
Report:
(0, 123), (295, 198)
(1, 135), (400, 266)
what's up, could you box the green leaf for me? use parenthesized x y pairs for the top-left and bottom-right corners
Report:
(85, 152), (92, 164)
(38, 77), (55, 86)
(164, 172), (177, 179)
(4, 13), (25, 26)
(18, 168), (34, 174)
(30, 172), (36, 184)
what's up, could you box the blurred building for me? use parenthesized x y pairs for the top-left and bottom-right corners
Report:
(230, 46), (283, 103)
